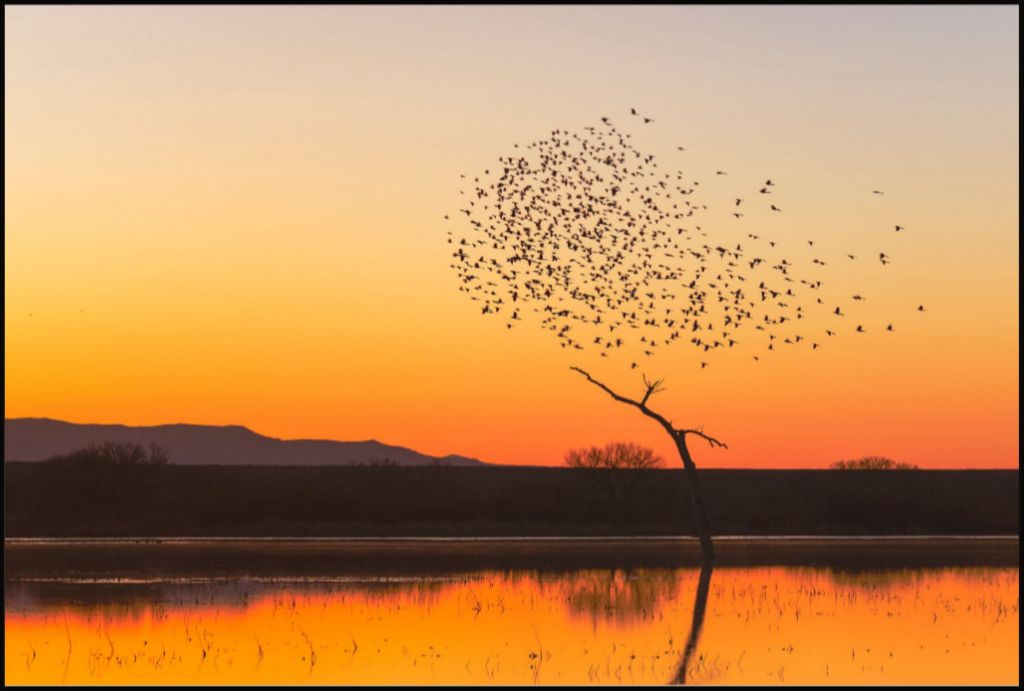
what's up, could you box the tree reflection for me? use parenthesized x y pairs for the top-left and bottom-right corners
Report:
(559, 568), (681, 624)
(671, 562), (713, 685)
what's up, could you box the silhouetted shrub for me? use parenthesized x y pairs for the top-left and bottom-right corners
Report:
(45, 441), (170, 466)
(564, 442), (663, 469)
(830, 456), (919, 470)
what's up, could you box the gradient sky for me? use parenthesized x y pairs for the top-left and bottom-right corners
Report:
(5, 6), (1019, 468)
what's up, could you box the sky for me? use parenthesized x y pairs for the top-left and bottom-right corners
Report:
(5, 6), (1019, 468)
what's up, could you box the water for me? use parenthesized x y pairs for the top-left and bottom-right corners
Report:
(4, 539), (1019, 685)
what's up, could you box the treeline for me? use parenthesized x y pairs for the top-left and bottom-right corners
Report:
(3, 463), (1018, 537)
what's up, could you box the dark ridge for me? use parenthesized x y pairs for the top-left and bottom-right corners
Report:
(3, 418), (486, 467)
(4, 464), (1017, 538)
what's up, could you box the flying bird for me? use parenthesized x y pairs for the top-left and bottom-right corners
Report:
(447, 112), (917, 371)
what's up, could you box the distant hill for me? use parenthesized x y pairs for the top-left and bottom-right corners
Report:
(3, 418), (488, 467)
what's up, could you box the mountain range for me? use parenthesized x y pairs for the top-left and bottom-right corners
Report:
(3, 418), (487, 467)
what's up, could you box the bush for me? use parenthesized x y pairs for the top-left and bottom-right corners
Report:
(830, 456), (918, 470)
(564, 442), (663, 470)
(45, 441), (169, 466)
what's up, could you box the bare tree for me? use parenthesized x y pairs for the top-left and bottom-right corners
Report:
(571, 369), (724, 560)
(564, 441), (663, 471)
(46, 441), (169, 466)
(448, 114), (920, 563)
(43, 441), (169, 518)
(565, 441), (663, 522)
(830, 456), (918, 470)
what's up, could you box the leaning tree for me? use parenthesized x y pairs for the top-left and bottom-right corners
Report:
(447, 112), (918, 561)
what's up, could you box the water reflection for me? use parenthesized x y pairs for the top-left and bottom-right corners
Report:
(4, 566), (1018, 685)
(558, 568), (682, 623)
(673, 563), (713, 685)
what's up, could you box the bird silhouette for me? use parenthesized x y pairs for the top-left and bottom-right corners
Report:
(447, 113), (922, 366)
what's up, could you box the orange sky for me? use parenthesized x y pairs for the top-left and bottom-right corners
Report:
(5, 6), (1019, 468)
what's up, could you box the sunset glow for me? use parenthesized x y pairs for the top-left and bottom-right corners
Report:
(5, 6), (1018, 468)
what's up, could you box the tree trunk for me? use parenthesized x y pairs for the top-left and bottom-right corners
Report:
(567, 369), (721, 563)
(673, 434), (715, 562)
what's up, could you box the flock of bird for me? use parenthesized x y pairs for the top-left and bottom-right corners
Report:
(446, 110), (925, 368)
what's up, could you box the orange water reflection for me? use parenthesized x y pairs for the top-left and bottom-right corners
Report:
(5, 567), (1018, 685)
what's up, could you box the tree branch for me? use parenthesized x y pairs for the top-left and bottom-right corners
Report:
(678, 427), (729, 450)
(570, 367), (676, 436)
(640, 373), (666, 406)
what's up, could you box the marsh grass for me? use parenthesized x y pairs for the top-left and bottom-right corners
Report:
(4, 566), (1018, 685)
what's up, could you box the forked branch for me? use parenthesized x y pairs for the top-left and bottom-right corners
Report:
(640, 373), (666, 406)
(570, 367), (675, 436)
(678, 428), (729, 450)
(571, 367), (728, 450)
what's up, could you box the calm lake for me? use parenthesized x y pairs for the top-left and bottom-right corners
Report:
(4, 538), (1019, 685)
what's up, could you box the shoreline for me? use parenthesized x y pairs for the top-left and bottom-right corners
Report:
(6, 535), (1018, 576)
(5, 534), (1020, 543)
